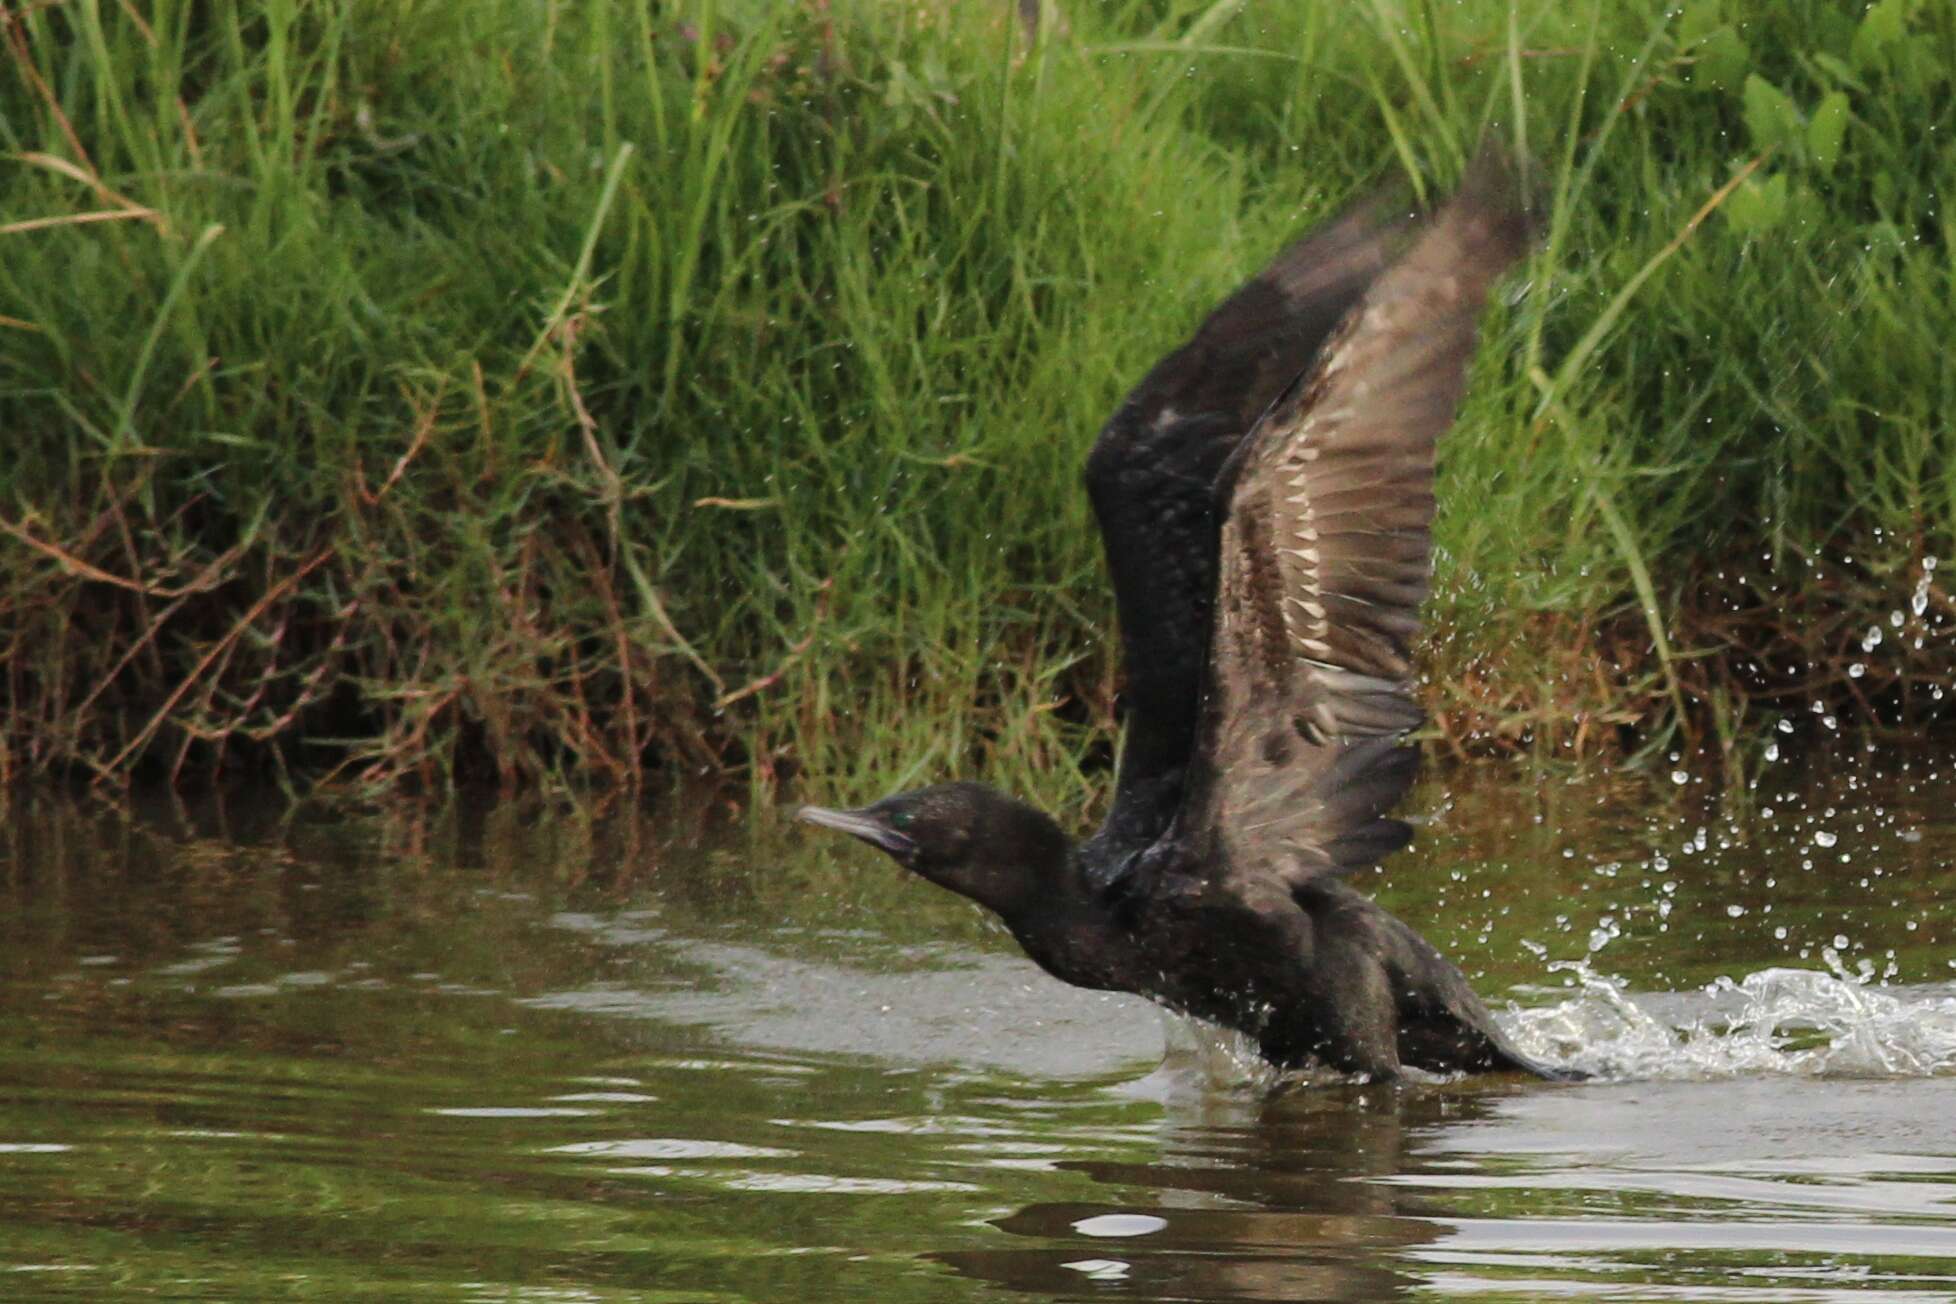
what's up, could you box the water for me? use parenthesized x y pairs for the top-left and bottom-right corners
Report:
(3, 746), (1955, 1301)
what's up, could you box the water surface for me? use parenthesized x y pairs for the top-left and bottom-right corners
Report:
(3, 745), (1955, 1300)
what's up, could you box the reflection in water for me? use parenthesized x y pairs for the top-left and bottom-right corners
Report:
(0, 746), (1953, 1300)
(944, 1067), (1956, 1301)
(943, 1086), (1487, 1302)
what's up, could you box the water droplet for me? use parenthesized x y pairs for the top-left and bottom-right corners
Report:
(1671, 770), (1689, 785)
(1815, 830), (1838, 847)
(1726, 904), (1747, 918)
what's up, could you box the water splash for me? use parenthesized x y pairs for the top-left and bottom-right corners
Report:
(1505, 961), (1956, 1080)
(1140, 962), (1956, 1094)
(1147, 1011), (1294, 1093)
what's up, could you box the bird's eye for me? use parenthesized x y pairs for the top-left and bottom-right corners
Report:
(890, 810), (914, 830)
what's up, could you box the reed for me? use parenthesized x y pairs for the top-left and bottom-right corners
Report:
(1, 0), (1949, 802)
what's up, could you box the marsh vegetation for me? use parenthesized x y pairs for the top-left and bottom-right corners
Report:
(3, 1), (1951, 799)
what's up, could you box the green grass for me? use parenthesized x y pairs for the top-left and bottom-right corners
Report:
(1, 0), (1951, 804)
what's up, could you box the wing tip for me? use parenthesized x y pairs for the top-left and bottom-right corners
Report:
(1439, 139), (1545, 274)
(1253, 180), (1425, 304)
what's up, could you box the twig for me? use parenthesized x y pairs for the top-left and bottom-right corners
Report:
(95, 546), (335, 781)
(716, 579), (833, 709)
(0, 514), (241, 598)
(1, 208), (161, 236)
(2, 24), (100, 196)
(359, 388), (441, 505)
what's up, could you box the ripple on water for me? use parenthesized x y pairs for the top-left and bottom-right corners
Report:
(7, 760), (1956, 1303)
(429, 1107), (599, 1118)
(716, 1173), (981, 1194)
(1072, 1212), (1169, 1238)
(547, 1138), (795, 1160)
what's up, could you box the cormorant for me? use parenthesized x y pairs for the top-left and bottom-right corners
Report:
(800, 153), (1576, 1081)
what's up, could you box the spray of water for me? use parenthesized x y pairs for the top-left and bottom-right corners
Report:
(1504, 959), (1956, 1080)
(1148, 958), (1956, 1092)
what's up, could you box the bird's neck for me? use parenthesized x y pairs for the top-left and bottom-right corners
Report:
(992, 844), (1132, 993)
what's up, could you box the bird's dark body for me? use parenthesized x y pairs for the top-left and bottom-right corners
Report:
(800, 151), (1580, 1083)
(984, 827), (1548, 1078)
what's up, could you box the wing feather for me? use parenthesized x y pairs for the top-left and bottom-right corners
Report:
(1178, 151), (1537, 896)
(1082, 189), (1426, 870)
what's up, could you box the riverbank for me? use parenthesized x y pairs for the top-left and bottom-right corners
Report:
(2, 1), (1949, 802)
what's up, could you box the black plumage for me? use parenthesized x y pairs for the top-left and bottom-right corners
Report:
(800, 153), (1577, 1081)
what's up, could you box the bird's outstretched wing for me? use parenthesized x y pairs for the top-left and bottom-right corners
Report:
(1083, 191), (1425, 864)
(1172, 153), (1535, 893)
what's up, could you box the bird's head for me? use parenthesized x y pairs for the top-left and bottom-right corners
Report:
(796, 781), (1070, 920)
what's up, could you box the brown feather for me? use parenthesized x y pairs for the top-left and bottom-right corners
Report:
(1182, 149), (1537, 896)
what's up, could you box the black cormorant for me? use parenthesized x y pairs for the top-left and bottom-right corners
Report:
(800, 153), (1576, 1081)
